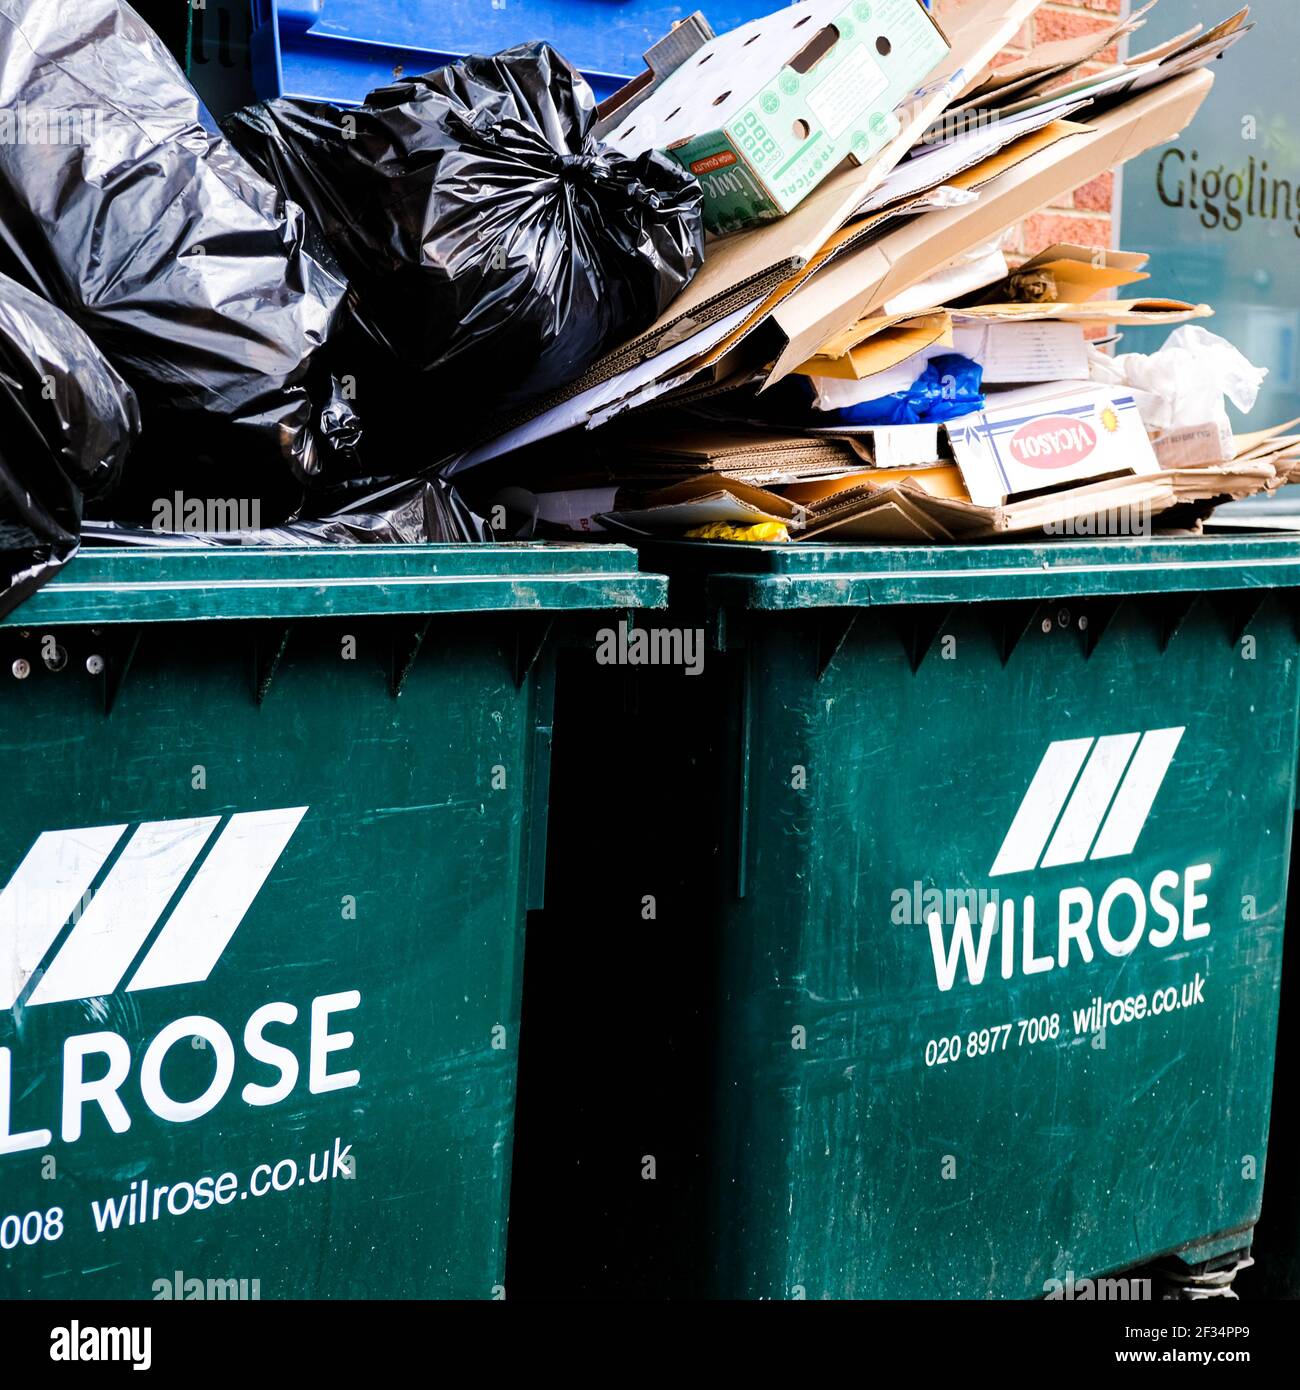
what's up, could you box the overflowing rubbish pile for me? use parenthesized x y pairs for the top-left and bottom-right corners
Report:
(0, 0), (1292, 617)
(0, 0), (702, 613)
(451, 0), (1294, 542)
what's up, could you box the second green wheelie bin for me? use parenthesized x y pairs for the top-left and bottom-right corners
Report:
(510, 534), (1300, 1300)
(0, 541), (664, 1300)
(1241, 709), (1300, 1299)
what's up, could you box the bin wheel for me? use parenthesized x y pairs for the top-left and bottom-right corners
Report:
(1157, 1251), (1253, 1300)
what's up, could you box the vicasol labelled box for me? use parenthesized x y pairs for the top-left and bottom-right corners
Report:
(945, 384), (1164, 507)
(602, 0), (950, 235)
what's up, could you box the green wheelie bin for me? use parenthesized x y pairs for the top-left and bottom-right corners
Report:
(509, 535), (1300, 1300)
(1241, 745), (1300, 1299)
(0, 542), (664, 1300)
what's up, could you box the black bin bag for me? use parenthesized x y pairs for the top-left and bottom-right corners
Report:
(1, 272), (140, 619)
(83, 477), (491, 549)
(0, 0), (345, 519)
(223, 44), (705, 433)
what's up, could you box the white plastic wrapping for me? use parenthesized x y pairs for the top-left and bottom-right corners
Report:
(1089, 326), (1268, 435)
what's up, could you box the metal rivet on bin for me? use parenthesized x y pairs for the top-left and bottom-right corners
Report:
(1041, 618), (1053, 634)
(1078, 615), (1089, 632)
(11, 659), (31, 680)
(42, 641), (68, 672)
(86, 654), (105, 675)
(1057, 609), (1070, 628)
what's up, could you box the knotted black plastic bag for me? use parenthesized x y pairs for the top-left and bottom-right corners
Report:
(0, 0), (345, 517)
(223, 43), (705, 429)
(1, 272), (140, 618)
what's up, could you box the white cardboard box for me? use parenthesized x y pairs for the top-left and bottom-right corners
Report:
(945, 383), (1161, 507)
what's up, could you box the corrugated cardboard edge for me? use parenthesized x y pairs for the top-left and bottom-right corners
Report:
(457, 0), (1051, 455)
(764, 67), (1216, 386)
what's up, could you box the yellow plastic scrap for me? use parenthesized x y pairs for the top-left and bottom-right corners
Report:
(683, 521), (791, 543)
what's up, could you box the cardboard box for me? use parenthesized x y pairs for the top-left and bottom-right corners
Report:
(944, 383), (1162, 507)
(808, 382), (1167, 504)
(811, 301), (1212, 424)
(602, 0), (950, 235)
(763, 68), (1216, 384)
(955, 299), (1210, 327)
(797, 313), (1095, 384)
(1150, 419), (1236, 468)
(952, 1), (1156, 111)
(598, 476), (807, 532)
(795, 309), (954, 380)
(966, 243), (1151, 303)
(511, 0), (1045, 414)
(590, 445), (1281, 544)
(671, 116), (1088, 394)
(591, 13), (716, 143)
(455, 8), (1221, 473)
(790, 460), (1279, 543)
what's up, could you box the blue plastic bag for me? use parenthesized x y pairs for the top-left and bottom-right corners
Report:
(823, 354), (986, 426)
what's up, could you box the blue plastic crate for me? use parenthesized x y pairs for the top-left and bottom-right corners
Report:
(248, 0), (805, 105)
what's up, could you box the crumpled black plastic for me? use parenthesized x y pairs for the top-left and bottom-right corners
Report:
(223, 43), (705, 433)
(0, 0), (345, 519)
(81, 478), (490, 548)
(1, 271), (141, 619)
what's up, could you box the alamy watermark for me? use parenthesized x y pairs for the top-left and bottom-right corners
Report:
(891, 881), (1001, 926)
(49, 1322), (151, 1370)
(1044, 1270), (1153, 1301)
(0, 104), (103, 146)
(152, 492), (261, 535)
(912, 103), (1003, 150)
(1043, 504), (1154, 539)
(596, 620), (705, 676)
(152, 1269), (260, 1301)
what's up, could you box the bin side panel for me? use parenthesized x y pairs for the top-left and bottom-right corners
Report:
(712, 599), (1294, 1299)
(0, 616), (536, 1299)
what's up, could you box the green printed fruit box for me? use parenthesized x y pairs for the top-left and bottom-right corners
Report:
(603, 0), (950, 235)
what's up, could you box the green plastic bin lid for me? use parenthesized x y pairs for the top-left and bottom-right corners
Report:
(637, 536), (1300, 610)
(1, 543), (667, 626)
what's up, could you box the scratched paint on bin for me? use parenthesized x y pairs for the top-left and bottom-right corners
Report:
(525, 538), (1300, 1300)
(0, 544), (664, 1299)
(702, 595), (1297, 1299)
(0, 617), (533, 1298)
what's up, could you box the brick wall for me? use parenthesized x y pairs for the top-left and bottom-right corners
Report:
(934, 0), (1123, 258)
